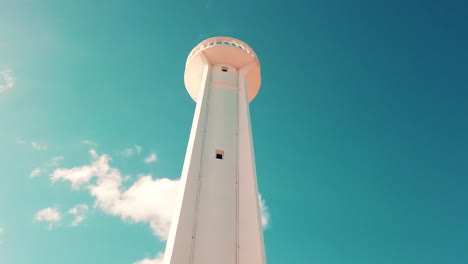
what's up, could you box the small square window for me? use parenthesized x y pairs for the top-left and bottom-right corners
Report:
(216, 149), (224, 160)
(221, 66), (228, 72)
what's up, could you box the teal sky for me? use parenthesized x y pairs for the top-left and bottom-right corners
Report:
(1, 0), (468, 263)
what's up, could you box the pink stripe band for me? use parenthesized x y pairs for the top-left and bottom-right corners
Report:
(210, 81), (239, 91)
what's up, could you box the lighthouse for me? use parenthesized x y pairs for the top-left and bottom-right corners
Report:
(163, 37), (265, 264)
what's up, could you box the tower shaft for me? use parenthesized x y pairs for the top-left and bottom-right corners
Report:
(164, 52), (265, 264)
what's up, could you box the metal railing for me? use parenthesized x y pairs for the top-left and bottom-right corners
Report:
(187, 37), (260, 68)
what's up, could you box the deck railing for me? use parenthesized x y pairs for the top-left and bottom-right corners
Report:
(187, 37), (260, 68)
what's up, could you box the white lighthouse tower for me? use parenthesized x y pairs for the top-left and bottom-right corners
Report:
(163, 36), (265, 264)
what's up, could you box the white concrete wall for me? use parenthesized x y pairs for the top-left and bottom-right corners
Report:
(164, 56), (265, 264)
(238, 63), (266, 264)
(164, 53), (212, 264)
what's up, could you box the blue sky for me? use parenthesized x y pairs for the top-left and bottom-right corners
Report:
(1, 0), (468, 263)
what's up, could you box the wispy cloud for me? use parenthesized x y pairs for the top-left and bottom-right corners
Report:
(30, 168), (41, 178)
(49, 156), (64, 167)
(259, 194), (270, 228)
(119, 145), (142, 158)
(81, 140), (97, 147)
(89, 149), (98, 159)
(135, 145), (142, 155)
(30, 156), (64, 178)
(0, 69), (15, 93)
(144, 153), (157, 164)
(68, 204), (88, 227)
(34, 207), (62, 230)
(133, 252), (164, 264)
(51, 159), (98, 189)
(16, 139), (48, 151)
(120, 148), (134, 157)
(31, 141), (47, 151)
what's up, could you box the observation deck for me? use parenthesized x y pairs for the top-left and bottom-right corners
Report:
(184, 36), (261, 102)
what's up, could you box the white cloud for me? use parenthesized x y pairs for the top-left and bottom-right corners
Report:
(135, 145), (142, 155)
(34, 207), (62, 230)
(68, 204), (88, 226)
(49, 156), (64, 167)
(51, 165), (95, 189)
(105, 176), (179, 239)
(50, 150), (179, 239)
(144, 153), (157, 164)
(133, 253), (164, 264)
(31, 141), (47, 150)
(30, 168), (41, 178)
(0, 69), (15, 93)
(259, 194), (270, 228)
(51, 152), (108, 189)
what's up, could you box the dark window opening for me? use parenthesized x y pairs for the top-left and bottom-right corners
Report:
(221, 66), (228, 72)
(216, 149), (224, 160)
